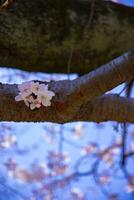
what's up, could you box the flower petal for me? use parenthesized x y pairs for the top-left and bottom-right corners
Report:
(24, 100), (30, 107)
(15, 94), (22, 101)
(42, 99), (51, 107)
(30, 103), (36, 110)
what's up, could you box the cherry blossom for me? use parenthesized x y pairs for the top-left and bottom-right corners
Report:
(18, 81), (33, 97)
(38, 83), (49, 94)
(126, 182), (134, 193)
(37, 92), (54, 107)
(15, 81), (55, 110)
(0, 134), (17, 148)
(81, 143), (97, 155)
(30, 99), (42, 110)
(99, 173), (111, 184)
(73, 123), (83, 140)
(126, 176), (134, 193)
(31, 82), (40, 95)
(71, 187), (84, 200)
(24, 95), (34, 107)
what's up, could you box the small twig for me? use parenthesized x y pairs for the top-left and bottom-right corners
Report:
(67, 0), (96, 79)
(67, 48), (74, 80)
(125, 151), (134, 158)
(118, 84), (127, 95)
(121, 123), (127, 166)
(58, 125), (64, 155)
(84, 0), (96, 31)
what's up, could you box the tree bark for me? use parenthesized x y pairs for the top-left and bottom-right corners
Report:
(0, 0), (134, 75)
(0, 51), (134, 123)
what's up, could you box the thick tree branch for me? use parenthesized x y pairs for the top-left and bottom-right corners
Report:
(76, 94), (134, 123)
(0, 0), (134, 74)
(0, 85), (134, 123)
(65, 50), (134, 109)
(0, 51), (134, 122)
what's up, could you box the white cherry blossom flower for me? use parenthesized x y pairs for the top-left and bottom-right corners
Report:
(15, 94), (34, 107)
(24, 95), (34, 107)
(31, 82), (40, 95)
(46, 90), (55, 99)
(37, 90), (55, 107)
(37, 94), (51, 107)
(126, 182), (134, 193)
(30, 99), (41, 110)
(99, 173), (111, 184)
(15, 81), (55, 109)
(0, 135), (17, 148)
(73, 123), (83, 140)
(15, 93), (23, 102)
(18, 81), (33, 97)
(81, 143), (97, 155)
(71, 187), (84, 199)
(38, 84), (49, 94)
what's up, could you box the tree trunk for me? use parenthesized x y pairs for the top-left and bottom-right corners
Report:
(0, 0), (134, 75)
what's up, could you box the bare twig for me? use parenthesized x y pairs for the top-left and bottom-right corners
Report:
(67, 0), (96, 79)
(121, 123), (127, 166)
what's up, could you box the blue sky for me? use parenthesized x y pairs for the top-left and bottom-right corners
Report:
(111, 0), (134, 7)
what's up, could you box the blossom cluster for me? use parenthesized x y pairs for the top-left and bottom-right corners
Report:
(15, 81), (55, 110)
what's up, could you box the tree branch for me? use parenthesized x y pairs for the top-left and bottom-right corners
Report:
(0, 51), (134, 122)
(0, 84), (134, 123)
(0, 0), (134, 74)
(65, 50), (134, 109)
(76, 94), (134, 123)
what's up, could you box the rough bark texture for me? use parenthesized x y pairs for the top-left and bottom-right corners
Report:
(0, 51), (134, 123)
(0, 0), (134, 74)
